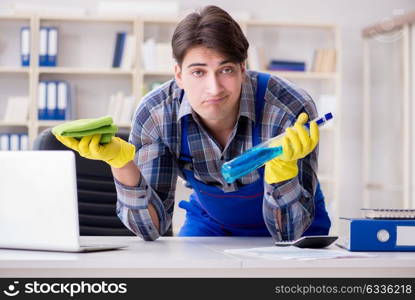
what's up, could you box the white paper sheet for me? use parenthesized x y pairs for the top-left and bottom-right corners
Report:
(224, 246), (376, 261)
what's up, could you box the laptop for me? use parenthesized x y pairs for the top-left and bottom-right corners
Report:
(0, 150), (127, 252)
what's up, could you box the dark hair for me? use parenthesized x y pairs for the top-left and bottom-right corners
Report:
(171, 5), (249, 66)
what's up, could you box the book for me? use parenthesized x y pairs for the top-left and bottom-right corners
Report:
(3, 97), (29, 122)
(112, 32), (126, 68)
(118, 95), (136, 125)
(361, 208), (415, 219)
(107, 92), (136, 125)
(312, 49), (336, 72)
(247, 46), (265, 70)
(142, 38), (156, 71)
(120, 35), (136, 70)
(267, 60), (306, 72)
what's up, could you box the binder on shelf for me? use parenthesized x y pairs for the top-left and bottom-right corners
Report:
(112, 32), (126, 68)
(57, 81), (67, 120)
(38, 81), (47, 120)
(66, 82), (76, 120)
(0, 134), (9, 151)
(19, 134), (28, 151)
(20, 27), (30, 67)
(47, 81), (57, 120)
(9, 134), (19, 151)
(39, 80), (73, 120)
(0, 134), (29, 151)
(337, 218), (415, 251)
(39, 27), (48, 67)
(47, 27), (58, 67)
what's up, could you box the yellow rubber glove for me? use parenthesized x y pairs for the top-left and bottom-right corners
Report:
(54, 134), (136, 168)
(264, 113), (319, 184)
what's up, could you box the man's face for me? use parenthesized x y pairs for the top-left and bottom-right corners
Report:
(174, 46), (245, 123)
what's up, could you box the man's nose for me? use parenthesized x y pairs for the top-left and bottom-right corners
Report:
(206, 74), (224, 95)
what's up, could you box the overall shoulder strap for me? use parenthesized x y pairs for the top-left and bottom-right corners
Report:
(253, 72), (271, 178)
(253, 72), (270, 146)
(178, 89), (192, 163)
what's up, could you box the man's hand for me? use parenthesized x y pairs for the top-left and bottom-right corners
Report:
(55, 134), (136, 168)
(264, 113), (319, 184)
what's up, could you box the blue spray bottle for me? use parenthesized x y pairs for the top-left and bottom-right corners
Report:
(221, 112), (333, 183)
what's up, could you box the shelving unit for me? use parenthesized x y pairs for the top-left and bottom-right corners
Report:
(241, 20), (341, 233)
(0, 14), (341, 233)
(362, 11), (415, 210)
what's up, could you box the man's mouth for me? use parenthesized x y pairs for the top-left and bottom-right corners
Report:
(204, 96), (227, 104)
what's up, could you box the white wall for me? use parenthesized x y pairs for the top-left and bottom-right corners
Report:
(2, 0), (414, 231)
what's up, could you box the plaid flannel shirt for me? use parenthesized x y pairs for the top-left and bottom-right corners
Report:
(115, 70), (318, 241)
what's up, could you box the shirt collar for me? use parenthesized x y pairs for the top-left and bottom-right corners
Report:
(177, 91), (193, 121)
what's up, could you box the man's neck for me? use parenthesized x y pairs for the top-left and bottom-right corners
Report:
(201, 116), (236, 135)
(198, 108), (239, 149)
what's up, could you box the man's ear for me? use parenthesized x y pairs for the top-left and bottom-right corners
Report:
(240, 62), (246, 74)
(174, 63), (183, 89)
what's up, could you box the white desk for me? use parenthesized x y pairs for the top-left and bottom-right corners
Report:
(1, 237), (415, 277)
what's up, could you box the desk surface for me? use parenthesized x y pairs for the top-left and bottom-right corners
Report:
(1, 237), (415, 277)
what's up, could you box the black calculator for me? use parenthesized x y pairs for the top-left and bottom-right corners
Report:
(275, 236), (338, 249)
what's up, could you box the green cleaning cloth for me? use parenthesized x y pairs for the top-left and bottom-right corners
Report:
(52, 116), (118, 144)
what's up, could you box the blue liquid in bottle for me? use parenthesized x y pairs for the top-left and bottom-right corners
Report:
(221, 146), (283, 183)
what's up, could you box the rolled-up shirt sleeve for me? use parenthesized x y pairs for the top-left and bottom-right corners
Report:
(263, 103), (318, 241)
(114, 103), (177, 241)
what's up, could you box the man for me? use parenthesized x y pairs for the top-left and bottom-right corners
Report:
(55, 5), (330, 241)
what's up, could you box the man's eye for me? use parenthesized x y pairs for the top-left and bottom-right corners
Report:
(222, 67), (234, 74)
(192, 70), (204, 77)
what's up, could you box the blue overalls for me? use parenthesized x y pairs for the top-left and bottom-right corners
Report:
(178, 72), (331, 237)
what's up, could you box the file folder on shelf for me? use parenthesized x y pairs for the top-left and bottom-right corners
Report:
(337, 218), (415, 251)
(57, 81), (67, 120)
(47, 27), (58, 66)
(0, 134), (10, 151)
(47, 81), (57, 120)
(9, 134), (19, 151)
(19, 134), (28, 151)
(39, 27), (48, 66)
(20, 27), (30, 66)
(38, 81), (47, 120)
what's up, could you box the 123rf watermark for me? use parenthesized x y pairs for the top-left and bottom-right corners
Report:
(2, 280), (127, 297)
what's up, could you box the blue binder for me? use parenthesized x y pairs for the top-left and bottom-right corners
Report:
(47, 27), (58, 67)
(56, 81), (67, 120)
(46, 81), (57, 120)
(0, 134), (10, 151)
(337, 218), (415, 251)
(39, 27), (48, 67)
(20, 27), (30, 67)
(38, 81), (48, 120)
